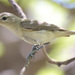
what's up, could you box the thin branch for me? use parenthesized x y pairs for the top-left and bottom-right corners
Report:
(8, 0), (26, 19)
(20, 67), (26, 75)
(19, 45), (39, 75)
(42, 45), (75, 67)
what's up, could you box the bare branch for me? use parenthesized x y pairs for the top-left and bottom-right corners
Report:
(8, 0), (26, 19)
(42, 45), (75, 67)
(20, 67), (26, 75)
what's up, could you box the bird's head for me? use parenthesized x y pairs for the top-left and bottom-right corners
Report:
(0, 12), (21, 28)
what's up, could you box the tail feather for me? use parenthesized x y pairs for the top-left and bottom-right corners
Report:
(55, 30), (75, 37)
(66, 31), (75, 37)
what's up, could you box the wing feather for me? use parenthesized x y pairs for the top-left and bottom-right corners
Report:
(20, 19), (66, 31)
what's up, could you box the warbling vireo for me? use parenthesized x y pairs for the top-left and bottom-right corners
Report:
(0, 12), (75, 45)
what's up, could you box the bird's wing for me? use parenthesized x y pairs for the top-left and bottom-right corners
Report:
(20, 19), (66, 31)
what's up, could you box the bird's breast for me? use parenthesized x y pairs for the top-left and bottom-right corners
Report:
(22, 30), (55, 45)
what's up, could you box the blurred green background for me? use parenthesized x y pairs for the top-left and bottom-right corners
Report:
(0, 0), (75, 75)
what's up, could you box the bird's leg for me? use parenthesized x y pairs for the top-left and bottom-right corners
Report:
(33, 42), (50, 51)
(26, 45), (39, 59)
(26, 42), (50, 59)
(26, 45), (42, 58)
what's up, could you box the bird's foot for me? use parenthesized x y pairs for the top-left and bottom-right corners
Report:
(26, 42), (50, 59)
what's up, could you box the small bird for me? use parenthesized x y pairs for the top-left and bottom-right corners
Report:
(0, 12), (75, 45)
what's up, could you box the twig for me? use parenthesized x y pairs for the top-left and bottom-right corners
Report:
(8, 0), (26, 19)
(19, 45), (40, 75)
(42, 45), (75, 67)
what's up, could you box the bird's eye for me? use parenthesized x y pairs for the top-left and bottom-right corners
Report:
(2, 17), (7, 20)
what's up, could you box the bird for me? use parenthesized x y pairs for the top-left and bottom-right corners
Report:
(0, 12), (75, 46)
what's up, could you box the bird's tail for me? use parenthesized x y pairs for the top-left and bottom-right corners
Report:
(64, 30), (75, 37)
(55, 30), (75, 37)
